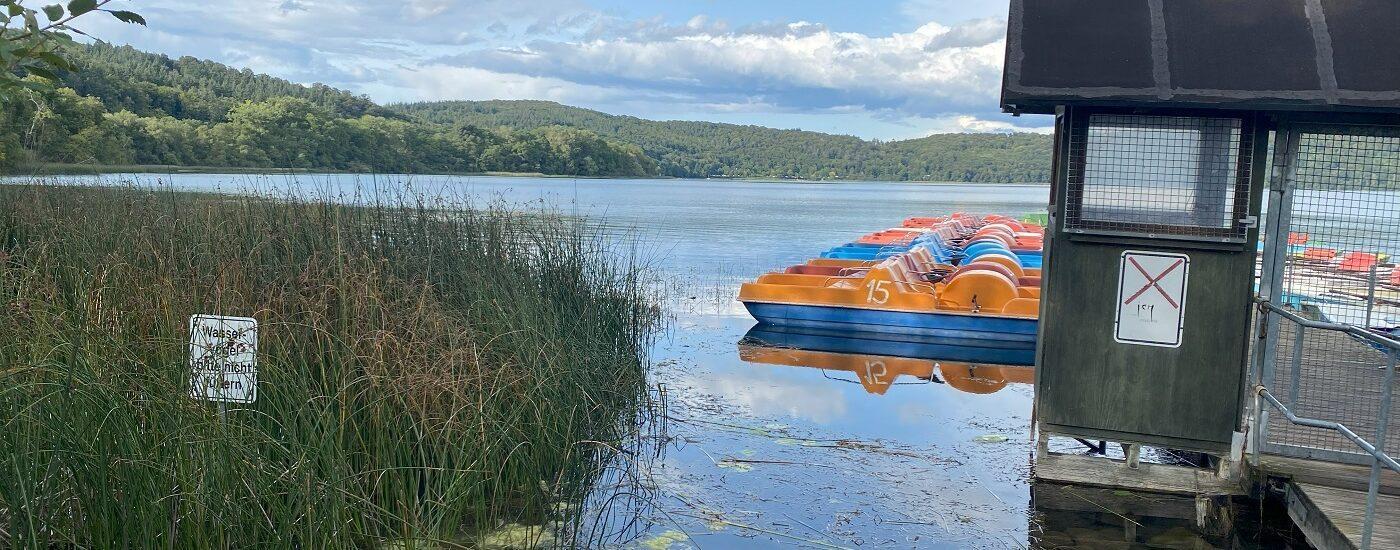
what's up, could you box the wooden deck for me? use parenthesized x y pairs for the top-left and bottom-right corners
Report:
(1286, 483), (1400, 550)
(1255, 451), (1400, 549)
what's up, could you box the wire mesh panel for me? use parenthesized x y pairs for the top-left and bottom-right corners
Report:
(1265, 315), (1400, 462)
(1262, 123), (1400, 463)
(1065, 113), (1254, 241)
(1281, 126), (1400, 332)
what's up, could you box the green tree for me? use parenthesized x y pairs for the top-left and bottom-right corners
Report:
(393, 100), (1052, 182)
(207, 98), (349, 168)
(1, 0), (145, 98)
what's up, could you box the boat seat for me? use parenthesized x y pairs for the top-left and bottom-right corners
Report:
(950, 261), (1020, 284)
(938, 269), (1021, 313)
(907, 248), (956, 274)
(967, 254), (1035, 285)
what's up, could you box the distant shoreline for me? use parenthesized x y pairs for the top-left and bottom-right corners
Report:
(10, 163), (631, 179)
(9, 163), (1050, 186)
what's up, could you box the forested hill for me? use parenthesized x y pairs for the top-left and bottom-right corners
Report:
(60, 42), (391, 121)
(0, 43), (657, 176)
(3, 42), (1051, 182)
(391, 100), (1053, 182)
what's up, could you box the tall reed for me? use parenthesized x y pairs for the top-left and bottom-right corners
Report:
(0, 182), (660, 547)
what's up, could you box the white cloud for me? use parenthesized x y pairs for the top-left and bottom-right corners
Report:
(934, 115), (1053, 135)
(459, 18), (1007, 115)
(76, 1), (1043, 139)
(386, 65), (625, 104)
(404, 0), (454, 20)
(678, 365), (849, 424)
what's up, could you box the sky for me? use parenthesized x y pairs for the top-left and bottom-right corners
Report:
(82, 0), (1053, 140)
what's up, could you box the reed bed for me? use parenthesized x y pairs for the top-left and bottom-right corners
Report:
(0, 182), (661, 548)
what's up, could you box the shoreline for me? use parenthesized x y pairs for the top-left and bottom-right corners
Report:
(10, 163), (1051, 186)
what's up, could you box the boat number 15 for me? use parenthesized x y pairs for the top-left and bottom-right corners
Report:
(865, 280), (890, 305)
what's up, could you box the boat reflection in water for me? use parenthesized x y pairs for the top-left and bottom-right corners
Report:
(737, 324), (1034, 395)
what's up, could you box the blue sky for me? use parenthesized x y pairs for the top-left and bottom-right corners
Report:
(85, 0), (1052, 140)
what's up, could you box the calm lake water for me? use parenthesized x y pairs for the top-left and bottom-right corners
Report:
(19, 173), (1300, 548)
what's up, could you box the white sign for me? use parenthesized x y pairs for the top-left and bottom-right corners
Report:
(1114, 251), (1190, 348)
(188, 314), (258, 403)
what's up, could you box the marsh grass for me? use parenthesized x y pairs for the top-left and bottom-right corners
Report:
(0, 182), (661, 547)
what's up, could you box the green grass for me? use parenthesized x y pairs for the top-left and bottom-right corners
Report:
(0, 182), (661, 547)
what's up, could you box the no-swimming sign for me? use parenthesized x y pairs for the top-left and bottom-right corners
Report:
(188, 314), (258, 404)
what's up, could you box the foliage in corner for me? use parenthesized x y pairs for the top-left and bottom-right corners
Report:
(0, 0), (143, 98)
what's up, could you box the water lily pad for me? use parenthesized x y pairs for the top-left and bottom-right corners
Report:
(973, 434), (1009, 443)
(479, 523), (553, 549)
(716, 459), (754, 472)
(642, 529), (690, 550)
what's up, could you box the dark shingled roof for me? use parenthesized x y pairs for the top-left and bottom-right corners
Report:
(1001, 0), (1400, 115)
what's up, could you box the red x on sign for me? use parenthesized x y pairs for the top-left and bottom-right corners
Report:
(1123, 257), (1184, 309)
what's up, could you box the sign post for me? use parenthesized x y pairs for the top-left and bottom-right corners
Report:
(188, 314), (258, 417)
(1114, 251), (1190, 348)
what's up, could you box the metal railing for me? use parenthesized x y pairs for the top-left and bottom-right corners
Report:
(1251, 299), (1399, 549)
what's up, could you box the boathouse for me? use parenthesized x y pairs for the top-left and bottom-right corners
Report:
(1003, 1), (1400, 547)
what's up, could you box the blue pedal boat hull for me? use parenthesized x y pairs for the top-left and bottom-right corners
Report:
(742, 301), (1037, 346)
(741, 324), (1036, 365)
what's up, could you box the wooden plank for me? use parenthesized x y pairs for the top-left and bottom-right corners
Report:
(1257, 454), (1400, 496)
(1032, 483), (1236, 548)
(1288, 482), (1400, 550)
(1035, 452), (1245, 496)
(1032, 482), (1198, 519)
(1287, 482), (1358, 550)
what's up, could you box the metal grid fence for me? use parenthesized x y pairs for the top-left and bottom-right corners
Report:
(1265, 315), (1400, 461)
(1065, 113), (1254, 241)
(1281, 126), (1400, 331)
(1262, 123), (1400, 463)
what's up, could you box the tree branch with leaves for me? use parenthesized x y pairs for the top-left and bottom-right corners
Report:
(1, 0), (144, 98)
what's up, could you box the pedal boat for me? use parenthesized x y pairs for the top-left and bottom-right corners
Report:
(738, 255), (1039, 344)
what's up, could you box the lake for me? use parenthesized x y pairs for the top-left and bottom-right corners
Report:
(17, 173), (1299, 548)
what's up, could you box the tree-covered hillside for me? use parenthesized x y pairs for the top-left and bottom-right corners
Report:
(391, 100), (1053, 182)
(1, 43), (657, 176)
(3, 42), (1053, 182)
(61, 42), (390, 121)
